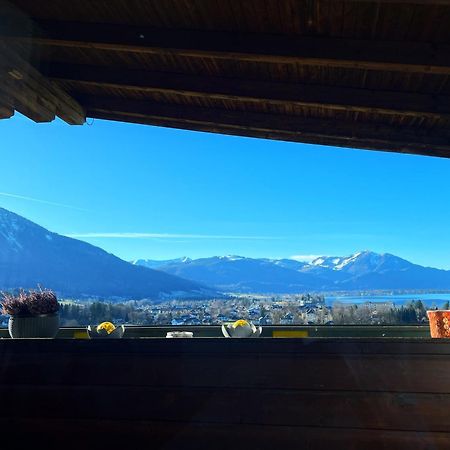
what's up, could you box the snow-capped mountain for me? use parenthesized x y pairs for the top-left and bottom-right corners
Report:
(141, 255), (320, 293)
(131, 256), (192, 269)
(309, 251), (411, 273)
(134, 251), (450, 293)
(0, 208), (210, 299)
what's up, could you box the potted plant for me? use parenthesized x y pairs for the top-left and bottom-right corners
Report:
(1, 288), (60, 338)
(427, 309), (450, 338)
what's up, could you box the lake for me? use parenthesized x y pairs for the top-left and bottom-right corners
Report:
(325, 293), (450, 307)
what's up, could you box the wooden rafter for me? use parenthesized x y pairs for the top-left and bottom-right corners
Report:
(0, 90), (14, 119)
(84, 97), (450, 158)
(0, 104), (14, 119)
(47, 63), (450, 120)
(1, 1), (449, 157)
(0, 42), (85, 124)
(353, 0), (450, 4)
(5, 20), (450, 75)
(0, 76), (56, 122)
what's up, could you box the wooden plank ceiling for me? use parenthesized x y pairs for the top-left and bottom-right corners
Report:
(0, 0), (450, 157)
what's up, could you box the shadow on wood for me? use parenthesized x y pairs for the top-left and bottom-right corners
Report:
(1, 338), (449, 449)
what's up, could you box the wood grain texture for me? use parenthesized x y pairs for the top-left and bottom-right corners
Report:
(2, 0), (450, 155)
(0, 94), (14, 119)
(7, 19), (450, 75)
(0, 42), (85, 124)
(91, 111), (450, 157)
(1, 385), (450, 432)
(1, 339), (450, 393)
(0, 338), (450, 450)
(47, 63), (450, 119)
(84, 97), (450, 157)
(1, 418), (449, 450)
(0, 338), (450, 449)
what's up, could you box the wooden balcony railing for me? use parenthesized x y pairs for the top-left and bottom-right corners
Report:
(0, 330), (448, 449)
(0, 324), (432, 339)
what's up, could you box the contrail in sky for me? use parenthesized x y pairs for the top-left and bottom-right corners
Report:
(0, 192), (88, 212)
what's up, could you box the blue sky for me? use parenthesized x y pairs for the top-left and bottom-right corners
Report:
(1, 113), (450, 268)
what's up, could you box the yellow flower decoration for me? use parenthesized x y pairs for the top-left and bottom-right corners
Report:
(97, 322), (116, 334)
(232, 319), (249, 329)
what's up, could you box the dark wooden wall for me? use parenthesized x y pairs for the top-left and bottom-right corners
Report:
(1, 338), (449, 449)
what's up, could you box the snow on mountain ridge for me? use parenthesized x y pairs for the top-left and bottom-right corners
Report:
(334, 251), (364, 270)
(0, 209), (26, 251)
(310, 255), (346, 269)
(311, 257), (325, 266)
(136, 251), (388, 271)
(131, 250), (450, 293)
(219, 255), (245, 261)
(308, 251), (389, 271)
(131, 256), (192, 267)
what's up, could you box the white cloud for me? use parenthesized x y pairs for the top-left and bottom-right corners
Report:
(0, 192), (88, 212)
(290, 254), (322, 262)
(65, 232), (280, 240)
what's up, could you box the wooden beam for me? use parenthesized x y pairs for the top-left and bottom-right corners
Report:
(4, 20), (450, 75)
(0, 92), (14, 119)
(353, 0), (450, 4)
(83, 96), (450, 158)
(0, 76), (56, 122)
(0, 104), (14, 119)
(94, 110), (449, 157)
(0, 42), (85, 124)
(47, 63), (450, 119)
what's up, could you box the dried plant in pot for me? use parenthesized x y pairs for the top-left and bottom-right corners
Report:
(1, 288), (60, 338)
(427, 309), (450, 338)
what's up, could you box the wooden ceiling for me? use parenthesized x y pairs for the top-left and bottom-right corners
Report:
(1, 0), (450, 157)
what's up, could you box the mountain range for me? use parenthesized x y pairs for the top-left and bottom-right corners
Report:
(133, 252), (450, 293)
(2, 205), (450, 298)
(0, 207), (210, 299)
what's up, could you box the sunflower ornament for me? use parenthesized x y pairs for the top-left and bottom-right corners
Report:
(222, 319), (262, 338)
(87, 321), (125, 339)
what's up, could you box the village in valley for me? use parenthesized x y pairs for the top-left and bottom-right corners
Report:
(20, 293), (431, 328)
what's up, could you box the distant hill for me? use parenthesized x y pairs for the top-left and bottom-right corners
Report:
(0, 207), (211, 299)
(133, 251), (450, 293)
(134, 255), (320, 293)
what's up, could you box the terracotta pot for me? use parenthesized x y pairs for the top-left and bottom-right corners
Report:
(427, 310), (450, 338)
